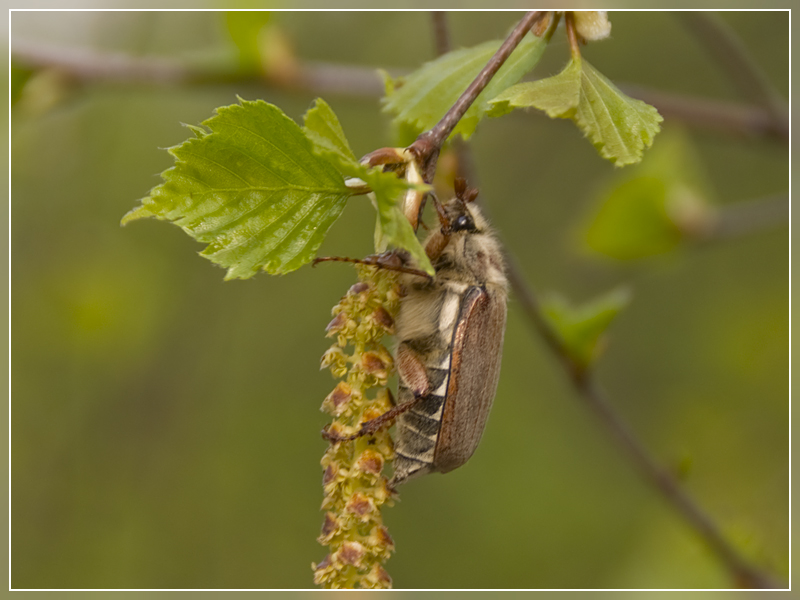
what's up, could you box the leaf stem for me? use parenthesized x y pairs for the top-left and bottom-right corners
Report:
(564, 12), (582, 59)
(407, 11), (545, 183)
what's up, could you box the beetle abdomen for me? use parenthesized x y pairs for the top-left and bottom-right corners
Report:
(391, 285), (471, 485)
(391, 387), (444, 483)
(391, 284), (506, 485)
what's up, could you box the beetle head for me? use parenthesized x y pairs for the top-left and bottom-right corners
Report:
(437, 179), (485, 235)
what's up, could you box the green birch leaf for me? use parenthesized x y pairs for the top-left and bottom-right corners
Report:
(488, 57), (581, 118)
(489, 57), (662, 166)
(122, 98), (351, 279)
(577, 60), (663, 166)
(302, 98), (358, 168)
(302, 99), (434, 275)
(369, 187), (433, 276)
(584, 177), (683, 259)
(583, 129), (715, 260)
(541, 287), (631, 370)
(362, 168), (433, 275)
(383, 31), (549, 140)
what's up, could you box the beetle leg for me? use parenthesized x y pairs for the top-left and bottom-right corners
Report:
(321, 342), (432, 442)
(313, 252), (432, 280)
(429, 191), (449, 230)
(322, 396), (422, 443)
(395, 343), (430, 398)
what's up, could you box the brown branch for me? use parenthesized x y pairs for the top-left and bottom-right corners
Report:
(430, 11), (451, 57)
(676, 12), (789, 136)
(704, 193), (789, 241)
(477, 185), (787, 590)
(9, 38), (393, 98)
(11, 38), (788, 143)
(504, 251), (784, 589)
(459, 182), (786, 587)
(619, 83), (789, 142)
(281, 61), (390, 97)
(424, 17), (783, 583)
(10, 38), (191, 84)
(428, 7), (490, 187)
(408, 10), (545, 183)
(576, 376), (783, 590)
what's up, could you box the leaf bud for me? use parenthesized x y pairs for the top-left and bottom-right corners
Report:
(573, 11), (611, 42)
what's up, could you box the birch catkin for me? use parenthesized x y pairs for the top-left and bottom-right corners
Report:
(313, 265), (400, 589)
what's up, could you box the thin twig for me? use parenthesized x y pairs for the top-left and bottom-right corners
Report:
(11, 39), (788, 143)
(619, 83), (789, 142)
(429, 10), (478, 185)
(704, 193), (789, 241)
(425, 15), (783, 588)
(9, 38), (394, 98)
(10, 39), (190, 83)
(478, 184), (785, 587)
(430, 12), (451, 58)
(504, 252), (783, 589)
(479, 179), (788, 591)
(676, 12), (789, 134)
(283, 61), (391, 97)
(408, 10), (545, 183)
(576, 376), (783, 590)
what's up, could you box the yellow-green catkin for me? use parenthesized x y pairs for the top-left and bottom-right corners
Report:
(313, 265), (401, 589)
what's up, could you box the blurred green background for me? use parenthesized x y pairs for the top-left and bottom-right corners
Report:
(10, 11), (788, 589)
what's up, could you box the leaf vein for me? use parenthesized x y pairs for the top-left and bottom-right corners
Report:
(581, 71), (627, 155)
(221, 121), (329, 186)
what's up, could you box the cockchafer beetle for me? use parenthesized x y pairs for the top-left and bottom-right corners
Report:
(317, 179), (508, 486)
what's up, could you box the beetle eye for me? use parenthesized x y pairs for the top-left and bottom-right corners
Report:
(451, 214), (475, 232)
